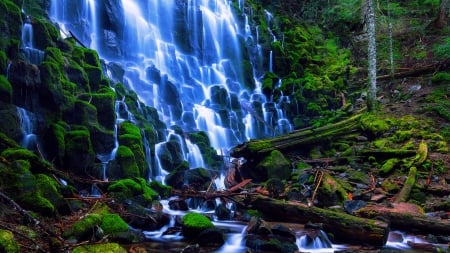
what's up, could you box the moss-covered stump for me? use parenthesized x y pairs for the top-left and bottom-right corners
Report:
(72, 243), (127, 253)
(181, 212), (214, 240)
(237, 195), (388, 246)
(0, 229), (19, 253)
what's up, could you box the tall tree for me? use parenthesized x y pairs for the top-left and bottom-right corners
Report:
(366, 0), (377, 111)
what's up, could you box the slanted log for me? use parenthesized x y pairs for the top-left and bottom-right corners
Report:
(356, 203), (450, 236)
(234, 195), (389, 246)
(231, 111), (365, 158)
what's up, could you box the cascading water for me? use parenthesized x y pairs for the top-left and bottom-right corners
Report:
(21, 15), (44, 65)
(17, 106), (37, 150)
(49, 1), (292, 181)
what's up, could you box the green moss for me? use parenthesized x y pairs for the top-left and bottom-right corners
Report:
(257, 150), (291, 180)
(182, 212), (214, 230)
(0, 229), (19, 253)
(19, 192), (55, 215)
(1, 147), (52, 173)
(44, 47), (66, 66)
(114, 145), (140, 178)
(0, 51), (7, 75)
(360, 113), (390, 137)
(379, 158), (400, 175)
(108, 178), (141, 196)
(248, 140), (273, 152)
(391, 130), (413, 143)
(100, 214), (129, 235)
(72, 243), (127, 253)
(0, 75), (12, 103)
(149, 180), (172, 199)
(0, 0), (22, 53)
(63, 213), (102, 239)
(32, 18), (59, 49)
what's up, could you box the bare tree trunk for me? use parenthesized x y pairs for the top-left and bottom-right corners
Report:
(367, 0), (377, 111)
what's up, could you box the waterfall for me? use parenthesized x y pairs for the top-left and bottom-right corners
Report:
(17, 107), (37, 150)
(21, 15), (44, 65)
(49, 0), (293, 182)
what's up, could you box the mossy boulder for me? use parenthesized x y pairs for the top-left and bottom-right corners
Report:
(39, 60), (66, 109)
(255, 150), (291, 182)
(182, 212), (214, 240)
(0, 229), (19, 253)
(82, 87), (116, 130)
(109, 146), (140, 179)
(67, 99), (98, 126)
(149, 180), (172, 199)
(107, 177), (158, 204)
(1, 147), (52, 173)
(360, 113), (390, 138)
(0, 103), (23, 142)
(42, 121), (67, 168)
(0, 0), (22, 54)
(185, 168), (213, 191)
(72, 243), (127, 253)
(118, 121), (146, 176)
(318, 172), (351, 206)
(32, 18), (59, 50)
(64, 128), (95, 175)
(0, 75), (12, 102)
(63, 203), (130, 242)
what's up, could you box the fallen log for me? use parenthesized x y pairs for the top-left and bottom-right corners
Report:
(234, 195), (389, 246)
(355, 203), (450, 236)
(231, 111), (365, 158)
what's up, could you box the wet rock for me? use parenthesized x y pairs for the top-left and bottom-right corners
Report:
(214, 203), (231, 220)
(344, 200), (367, 214)
(197, 228), (225, 247)
(168, 197), (189, 211)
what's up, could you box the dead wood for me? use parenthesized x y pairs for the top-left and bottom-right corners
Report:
(233, 194), (389, 246)
(355, 203), (450, 236)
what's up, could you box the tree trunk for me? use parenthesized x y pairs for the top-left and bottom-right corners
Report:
(366, 0), (377, 111)
(234, 195), (389, 246)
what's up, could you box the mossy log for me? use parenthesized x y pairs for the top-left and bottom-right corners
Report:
(356, 204), (450, 236)
(234, 195), (388, 246)
(394, 166), (417, 203)
(231, 112), (364, 158)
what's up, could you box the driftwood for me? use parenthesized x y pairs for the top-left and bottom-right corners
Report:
(232, 111), (365, 158)
(356, 203), (450, 236)
(233, 195), (389, 246)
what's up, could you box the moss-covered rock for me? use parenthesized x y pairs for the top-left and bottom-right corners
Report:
(42, 121), (67, 168)
(32, 18), (59, 50)
(117, 121), (146, 176)
(0, 229), (19, 253)
(255, 150), (291, 181)
(107, 177), (158, 203)
(0, 103), (23, 142)
(63, 213), (102, 241)
(0, 0), (22, 54)
(109, 145), (140, 179)
(1, 147), (52, 173)
(64, 128), (95, 175)
(360, 113), (390, 138)
(182, 212), (214, 240)
(318, 172), (351, 206)
(0, 75), (12, 102)
(72, 243), (127, 253)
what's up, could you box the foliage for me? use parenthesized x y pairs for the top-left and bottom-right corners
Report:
(0, 229), (19, 253)
(433, 37), (450, 60)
